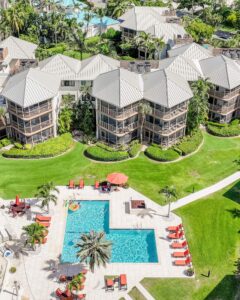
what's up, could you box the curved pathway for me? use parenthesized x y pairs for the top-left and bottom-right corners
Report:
(164, 171), (240, 212)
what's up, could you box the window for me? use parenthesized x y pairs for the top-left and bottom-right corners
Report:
(63, 81), (75, 87)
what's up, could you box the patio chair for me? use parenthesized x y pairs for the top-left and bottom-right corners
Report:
(35, 215), (51, 222)
(170, 240), (187, 249)
(79, 179), (84, 189)
(172, 249), (189, 257)
(76, 294), (86, 299)
(36, 220), (50, 227)
(68, 180), (75, 189)
(56, 288), (64, 297)
(94, 181), (100, 189)
(167, 223), (182, 232)
(167, 230), (184, 239)
(174, 256), (191, 266)
(119, 274), (127, 290)
(105, 278), (114, 291)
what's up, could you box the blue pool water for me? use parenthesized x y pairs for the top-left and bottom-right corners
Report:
(62, 201), (158, 263)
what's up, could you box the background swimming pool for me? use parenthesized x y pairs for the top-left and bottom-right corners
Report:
(62, 201), (158, 263)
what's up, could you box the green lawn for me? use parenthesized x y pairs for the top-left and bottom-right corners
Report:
(142, 181), (240, 300)
(129, 287), (147, 300)
(0, 132), (239, 200)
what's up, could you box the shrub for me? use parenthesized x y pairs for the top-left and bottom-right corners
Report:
(207, 122), (240, 137)
(9, 267), (16, 273)
(14, 142), (23, 149)
(128, 142), (141, 158)
(145, 146), (179, 162)
(185, 267), (194, 277)
(85, 146), (129, 161)
(3, 134), (74, 159)
(177, 131), (203, 156)
(231, 119), (239, 126)
(95, 142), (118, 152)
(24, 144), (32, 150)
(0, 138), (11, 147)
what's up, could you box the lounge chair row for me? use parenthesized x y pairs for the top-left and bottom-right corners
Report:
(68, 180), (84, 189)
(105, 274), (127, 292)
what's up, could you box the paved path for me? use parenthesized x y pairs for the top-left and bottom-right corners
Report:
(136, 282), (155, 300)
(164, 171), (240, 211)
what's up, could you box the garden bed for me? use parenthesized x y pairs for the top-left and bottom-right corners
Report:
(2, 133), (75, 159)
(85, 141), (141, 162)
(207, 120), (240, 137)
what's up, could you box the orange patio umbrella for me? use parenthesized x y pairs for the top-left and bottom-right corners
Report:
(15, 195), (20, 206)
(107, 173), (128, 185)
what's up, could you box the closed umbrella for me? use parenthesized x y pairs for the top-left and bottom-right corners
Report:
(15, 195), (20, 206)
(107, 173), (128, 185)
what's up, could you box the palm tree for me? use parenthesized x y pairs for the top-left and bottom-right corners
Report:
(159, 185), (177, 217)
(110, 0), (131, 18)
(153, 37), (165, 60)
(35, 182), (59, 213)
(75, 231), (112, 272)
(94, 7), (107, 38)
(22, 223), (47, 250)
(138, 102), (152, 143)
(134, 32), (154, 60)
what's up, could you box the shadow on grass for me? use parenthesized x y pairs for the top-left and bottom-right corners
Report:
(204, 275), (238, 300)
(223, 181), (240, 205)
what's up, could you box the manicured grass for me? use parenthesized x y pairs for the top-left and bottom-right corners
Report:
(129, 287), (147, 300)
(142, 181), (240, 300)
(0, 132), (239, 201)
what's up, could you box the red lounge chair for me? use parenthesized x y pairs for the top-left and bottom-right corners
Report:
(76, 294), (86, 299)
(174, 256), (191, 266)
(172, 249), (189, 257)
(95, 181), (100, 189)
(119, 274), (127, 290)
(105, 278), (114, 291)
(68, 180), (75, 189)
(36, 220), (50, 227)
(171, 240), (187, 249)
(167, 224), (182, 232)
(79, 179), (84, 189)
(56, 288), (63, 297)
(168, 230), (184, 239)
(36, 215), (51, 222)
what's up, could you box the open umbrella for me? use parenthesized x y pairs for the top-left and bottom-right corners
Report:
(106, 173), (128, 185)
(15, 195), (20, 206)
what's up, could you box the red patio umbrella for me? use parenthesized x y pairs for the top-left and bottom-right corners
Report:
(106, 173), (128, 185)
(15, 195), (20, 206)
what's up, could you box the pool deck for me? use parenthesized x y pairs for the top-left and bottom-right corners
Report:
(0, 187), (191, 300)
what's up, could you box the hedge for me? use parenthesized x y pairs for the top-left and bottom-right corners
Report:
(0, 138), (11, 147)
(145, 146), (180, 162)
(129, 142), (141, 158)
(207, 122), (240, 137)
(176, 130), (203, 156)
(85, 146), (129, 161)
(3, 133), (74, 158)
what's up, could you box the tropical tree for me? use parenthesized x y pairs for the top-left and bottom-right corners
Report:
(61, 94), (75, 109)
(68, 273), (85, 292)
(134, 32), (154, 60)
(94, 7), (107, 37)
(138, 102), (152, 143)
(159, 185), (177, 217)
(22, 223), (47, 250)
(187, 78), (212, 134)
(35, 182), (59, 213)
(153, 37), (165, 60)
(75, 231), (112, 272)
(80, 101), (95, 136)
(185, 18), (214, 43)
(58, 108), (73, 134)
(107, 0), (131, 18)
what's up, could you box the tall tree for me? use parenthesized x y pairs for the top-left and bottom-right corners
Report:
(58, 108), (73, 134)
(134, 32), (154, 60)
(35, 182), (59, 213)
(138, 102), (152, 143)
(159, 185), (178, 217)
(187, 78), (212, 134)
(76, 231), (112, 272)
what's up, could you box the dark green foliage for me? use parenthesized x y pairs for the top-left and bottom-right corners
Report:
(207, 122), (240, 137)
(145, 146), (180, 162)
(0, 138), (11, 147)
(176, 131), (203, 156)
(85, 145), (129, 161)
(128, 141), (141, 158)
(3, 134), (74, 158)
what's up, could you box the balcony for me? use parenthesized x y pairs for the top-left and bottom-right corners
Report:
(98, 120), (138, 135)
(151, 106), (187, 120)
(8, 103), (52, 119)
(209, 88), (240, 100)
(209, 103), (239, 114)
(99, 105), (139, 120)
(145, 121), (186, 136)
(11, 120), (53, 135)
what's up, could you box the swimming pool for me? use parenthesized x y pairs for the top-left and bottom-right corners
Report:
(62, 201), (158, 263)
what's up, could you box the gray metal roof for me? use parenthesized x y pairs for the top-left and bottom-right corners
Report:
(199, 55), (240, 89)
(143, 69), (193, 107)
(2, 68), (60, 108)
(168, 43), (212, 60)
(0, 36), (37, 60)
(119, 7), (169, 31)
(92, 68), (192, 108)
(92, 68), (143, 108)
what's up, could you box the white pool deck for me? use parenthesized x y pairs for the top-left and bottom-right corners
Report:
(0, 187), (191, 300)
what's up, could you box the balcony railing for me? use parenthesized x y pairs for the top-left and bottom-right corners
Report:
(12, 120), (53, 135)
(209, 88), (240, 100)
(99, 105), (139, 119)
(98, 120), (138, 135)
(151, 106), (187, 120)
(144, 121), (185, 135)
(209, 103), (239, 114)
(8, 103), (52, 119)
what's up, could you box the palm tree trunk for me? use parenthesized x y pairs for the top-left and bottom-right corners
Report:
(167, 202), (171, 217)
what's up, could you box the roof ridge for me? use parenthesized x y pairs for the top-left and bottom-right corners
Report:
(60, 55), (80, 74)
(11, 36), (32, 59)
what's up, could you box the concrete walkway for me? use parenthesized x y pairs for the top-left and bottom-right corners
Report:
(164, 171), (240, 211)
(136, 282), (155, 300)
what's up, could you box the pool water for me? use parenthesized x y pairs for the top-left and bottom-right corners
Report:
(62, 201), (158, 263)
